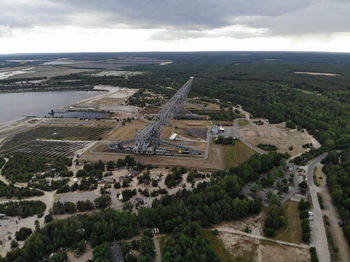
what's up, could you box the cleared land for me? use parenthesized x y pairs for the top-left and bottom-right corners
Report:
(105, 120), (147, 141)
(274, 201), (302, 244)
(260, 240), (309, 262)
(224, 141), (256, 168)
(205, 230), (235, 262)
(294, 71), (340, 76)
(168, 119), (211, 128)
(214, 229), (310, 262)
(70, 86), (138, 116)
(6, 66), (92, 80)
(240, 122), (320, 157)
(238, 119), (249, 127)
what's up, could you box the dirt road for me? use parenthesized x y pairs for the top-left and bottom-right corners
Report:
(216, 227), (309, 249)
(317, 165), (350, 262)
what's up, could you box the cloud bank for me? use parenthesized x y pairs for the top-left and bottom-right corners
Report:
(0, 0), (349, 52)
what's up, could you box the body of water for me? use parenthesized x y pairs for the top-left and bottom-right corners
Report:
(0, 90), (103, 126)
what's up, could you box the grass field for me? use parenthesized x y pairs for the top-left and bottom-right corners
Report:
(274, 201), (302, 243)
(205, 230), (234, 262)
(105, 120), (147, 140)
(238, 119), (249, 127)
(224, 141), (256, 168)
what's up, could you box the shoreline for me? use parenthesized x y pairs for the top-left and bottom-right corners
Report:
(0, 86), (93, 94)
(0, 89), (106, 132)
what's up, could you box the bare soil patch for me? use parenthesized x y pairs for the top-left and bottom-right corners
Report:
(260, 240), (309, 262)
(294, 72), (340, 76)
(105, 120), (147, 141)
(217, 211), (266, 236)
(240, 122), (320, 157)
(169, 119), (211, 128)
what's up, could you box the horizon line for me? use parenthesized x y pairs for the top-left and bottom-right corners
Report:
(1, 50), (350, 56)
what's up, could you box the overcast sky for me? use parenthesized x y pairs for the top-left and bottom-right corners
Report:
(0, 0), (349, 54)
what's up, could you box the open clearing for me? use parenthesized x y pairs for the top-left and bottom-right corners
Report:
(67, 86), (139, 117)
(274, 201), (302, 244)
(205, 230), (235, 262)
(105, 120), (147, 141)
(224, 141), (256, 168)
(240, 122), (320, 157)
(213, 230), (310, 262)
(0, 67), (35, 80)
(168, 119), (211, 128)
(238, 119), (249, 127)
(213, 210), (309, 261)
(5, 66), (92, 80)
(294, 71), (340, 76)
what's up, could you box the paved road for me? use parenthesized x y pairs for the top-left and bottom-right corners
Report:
(216, 227), (310, 249)
(306, 153), (330, 262)
(204, 127), (211, 160)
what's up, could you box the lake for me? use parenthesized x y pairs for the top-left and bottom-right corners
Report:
(0, 90), (104, 126)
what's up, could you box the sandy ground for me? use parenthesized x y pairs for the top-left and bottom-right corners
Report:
(217, 211), (266, 236)
(0, 117), (48, 139)
(214, 209), (310, 262)
(0, 67), (35, 80)
(105, 120), (147, 141)
(260, 241), (309, 262)
(168, 120), (211, 128)
(216, 228), (310, 262)
(240, 122), (320, 157)
(232, 104), (252, 118)
(64, 86), (139, 118)
(294, 72), (340, 76)
(0, 191), (55, 256)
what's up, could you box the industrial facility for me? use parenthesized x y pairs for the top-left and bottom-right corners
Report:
(108, 77), (200, 155)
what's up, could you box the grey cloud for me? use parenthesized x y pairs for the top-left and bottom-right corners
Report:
(0, 0), (349, 38)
